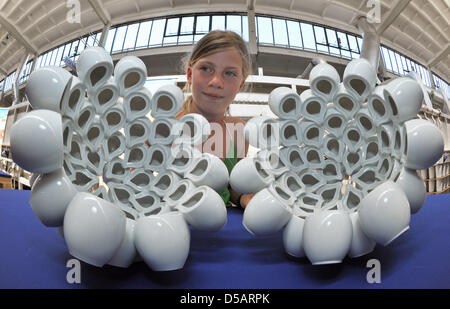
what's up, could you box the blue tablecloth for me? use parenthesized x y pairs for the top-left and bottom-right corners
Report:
(0, 188), (449, 289)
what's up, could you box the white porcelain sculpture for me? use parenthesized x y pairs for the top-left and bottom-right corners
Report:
(10, 47), (229, 271)
(231, 58), (444, 265)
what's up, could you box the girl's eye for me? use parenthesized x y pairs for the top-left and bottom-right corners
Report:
(200, 66), (213, 73)
(225, 71), (238, 78)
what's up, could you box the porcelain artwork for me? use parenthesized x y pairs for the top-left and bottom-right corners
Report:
(358, 181), (411, 246)
(63, 192), (126, 267)
(302, 210), (353, 265)
(134, 211), (190, 271)
(282, 215), (306, 258)
(243, 187), (292, 236)
(237, 57), (443, 265)
(176, 185), (227, 232)
(25, 66), (73, 112)
(29, 168), (78, 227)
(10, 110), (63, 174)
(11, 46), (229, 271)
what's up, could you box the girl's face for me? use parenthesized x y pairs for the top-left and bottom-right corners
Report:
(187, 48), (245, 118)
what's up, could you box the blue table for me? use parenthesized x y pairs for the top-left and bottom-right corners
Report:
(0, 188), (449, 289)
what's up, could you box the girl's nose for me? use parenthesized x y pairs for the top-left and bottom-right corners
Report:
(208, 72), (224, 89)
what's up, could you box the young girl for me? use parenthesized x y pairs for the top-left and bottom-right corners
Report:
(176, 30), (255, 209)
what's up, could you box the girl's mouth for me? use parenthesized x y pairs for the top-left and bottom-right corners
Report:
(203, 92), (224, 99)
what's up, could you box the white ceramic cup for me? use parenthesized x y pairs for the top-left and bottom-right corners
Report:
(145, 144), (171, 172)
(30, 168), (78, 227)
(103, 157), (130, 184)
(276, 171), (304, 196)
(165, 144), (202, 175)
(125, 117), (152, 148)
(229, 156), (274, 194)
(268, 87), (302, 120)
(323, 106), (346, 137)
(300, 120), (324, 148)
(63, 192), (126, 267)
(395, 167), (427, 214)
(348, 212), (376, 258)
(124, 168), (154, 192)
(279, 145), (307, 173)
(134, 211), (190, 271)
(173, 113), (211, 146)
(343, 57), (376, 102)
(358, 181), (411, 246)
(150, 84), (184, 118)
(309, 62), (340, 102)
(404, 119), (444, 170)
(101, 104), (126, 137)
(124, 144), (148, 169)
(84, 119), (105, 152)
(322, 133), (345, 162)
(320, 158), (344, 182)
(256, 148), (289, 177)
(282, 215), (306, 258)
(299, 89), (327, 124)
(304, 147), (325, 169)
(184, 153), (229, 191)
(352, 165), (382, 194)
(279, 119), (302, 147)
(102, 131), (126, 162)
(74, 101), (96, 136)
(317, 182), (342, 209)
(242, 187), (292, 236)
(147, 117), (178, 146)
(25, 66), (73, 112)
(123, 87), (152, 122)
(11, 110), (63, 174)
(343, 125), (363, 153)
(367, 85), (391, 125)
(61, 76), (86, 120)
(176, 185), (227, 232)
(332, 83), (360, 120)
(151, 171), (181, 197)
(90, 77), (119, 115)
(108, 182), (135, 206)
(298, 169), (326, 193)
(302, 210), (353, 265)
(163, 179), (197, 207)
(114, 55), (147, 98)
(130, 190), (161, 213)
(76, 46), (114, 93)
(107, 218), (137, 268)
(355, 108), (376, 138)
(360, 136), (380, 165)
(62, 117), (75, 154)
(383, 77), (423, 124)
(342, 148), (362, 176)
(244, 116), (280, 149)
(71, 168), (99, 192)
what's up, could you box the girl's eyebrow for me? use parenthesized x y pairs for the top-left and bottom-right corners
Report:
(197, 60), (240, 71)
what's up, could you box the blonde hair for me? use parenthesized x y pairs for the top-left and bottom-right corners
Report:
(181, 30), (252, 114)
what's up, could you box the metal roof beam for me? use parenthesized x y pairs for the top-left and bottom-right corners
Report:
(88, 0), (111, 25)
(0, 12), (38, 54)
(428, 43), (450, 67)
(247, 0), (255, 10)
(377, 0), (411, 35)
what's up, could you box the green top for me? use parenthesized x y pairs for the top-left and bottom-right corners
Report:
(217, 140), (237, 206)
(217, 122), (238, 206)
